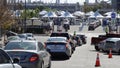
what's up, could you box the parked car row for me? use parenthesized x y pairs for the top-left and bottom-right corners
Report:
(5, 33), (36, 44)
(2, 32), (51, 68)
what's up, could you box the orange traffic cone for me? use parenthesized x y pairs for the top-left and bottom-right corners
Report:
(108, 49), (112, 58)
(95, 53), (101, 67)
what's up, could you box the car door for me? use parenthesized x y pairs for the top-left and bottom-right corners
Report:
(38, 42), (50, 66)
(0, 49), (14, 68)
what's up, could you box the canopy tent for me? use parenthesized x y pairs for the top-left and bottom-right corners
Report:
(30, 17), (39, 20)
(39, 10), (47, 16)
(104, 11), (117, 16)
(85, 11), (94, 16)
(105, 14), (120, 18)
(59, 11), (75, 18)
(73, 11), (85, 16)
(89, 11), (104, 18)
(42, 12), (58, 18)
(56, 11), (65, 16)
(104, 11), (120, 18)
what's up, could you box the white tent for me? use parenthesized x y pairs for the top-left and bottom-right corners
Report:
(42, 12), (58, 18)
(30, 17), (39, 20)
(104, 11), (119, 18)
(73, 11), (85, 16)
(89, 11), (104, 18)
(39, 10), (47, 16)
(85, 11), (94, 16)
(59, 11), (75, 18)
(104, 11), (117, 16)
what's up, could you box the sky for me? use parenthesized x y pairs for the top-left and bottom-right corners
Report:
(30, 0), (110, 5)
(31, 0), (94, 5)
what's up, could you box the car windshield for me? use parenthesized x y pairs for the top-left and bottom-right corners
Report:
(106, 41), (115, 46)
(47, 38), (66, 42)
(7, 36), (20, 41)
(27, 34), (32, 37)
(4, 42), (36, 50)
(18, 34), (26, 38)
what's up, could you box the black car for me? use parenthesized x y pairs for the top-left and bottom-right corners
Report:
(76, 34), (87, 44)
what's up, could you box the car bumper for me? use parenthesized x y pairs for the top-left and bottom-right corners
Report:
(19, 61), (40, 68)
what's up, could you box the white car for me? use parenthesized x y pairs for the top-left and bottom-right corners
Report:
(0, 48), (22, 68)
(25, 33), (36, 40)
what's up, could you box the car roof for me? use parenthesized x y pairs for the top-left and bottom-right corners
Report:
(106, 38), (120, 42)
(51, 32), (69, 34)
(8, 39), (37, 43)
(48, 37), (67, 39)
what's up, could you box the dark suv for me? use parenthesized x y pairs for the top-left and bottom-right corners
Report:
(50, 32), (76, 52)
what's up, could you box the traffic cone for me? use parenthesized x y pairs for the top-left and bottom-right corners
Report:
(108, 49), (112, 58)
(95, 53), (101, 67)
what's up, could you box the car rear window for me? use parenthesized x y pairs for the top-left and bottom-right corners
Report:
(50, 33), (70, 39)
(5, 42), (36, 50)
(47, 38), (66, 42)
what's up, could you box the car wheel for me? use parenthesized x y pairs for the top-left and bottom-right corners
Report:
(41, 62), (44, 68)
(95, 46), (100, 51)
(47, 59), (51, 68)
(118, 50), (120, 55)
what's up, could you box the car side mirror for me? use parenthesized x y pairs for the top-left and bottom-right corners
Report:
(13, 58), (20, 63)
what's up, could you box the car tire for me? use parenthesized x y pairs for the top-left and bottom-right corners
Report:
(95, 46), (100, 51)
(47, 59), (51, 68)
(118, 50), (120, 55)
(41, 62), (44, 68)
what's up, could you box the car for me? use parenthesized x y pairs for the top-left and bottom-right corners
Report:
(4, 40), (51, 68)
(104, 38), (120, 54)
(0, 48), (22, 68)
(96, 39), (106, 52)
(76, 34), (87, 44)
(25, 33), (36, 40)
(50, 32), (76, 52)
(6, 31), (18, 37)
(17, 34), (27, 40)
(72, 35), (82, 46)
(5, 36), (21, 45)
(45, 37), (72, 59)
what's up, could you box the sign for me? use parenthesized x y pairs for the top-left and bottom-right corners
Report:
(111, 12), (116, 18)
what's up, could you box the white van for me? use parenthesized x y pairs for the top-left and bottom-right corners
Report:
(104, 38), (120, 54)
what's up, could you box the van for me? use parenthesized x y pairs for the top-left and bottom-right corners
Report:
(104, 38), (120, 54)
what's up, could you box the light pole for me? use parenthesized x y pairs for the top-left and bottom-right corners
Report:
(24, 0), (27, 33)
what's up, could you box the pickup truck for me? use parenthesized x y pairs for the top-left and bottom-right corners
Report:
(91, 33), (120, 51)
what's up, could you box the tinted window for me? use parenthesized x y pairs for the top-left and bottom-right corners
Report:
(47, 38), (66, 42)
(5, 42), (36, 50)
(0, 49), (11, 64)
(38, 42), (45, 50)
(106, 41), (115, 46)
(50, 33), (70, 39)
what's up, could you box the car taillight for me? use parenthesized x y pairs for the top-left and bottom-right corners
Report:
(66, 43), (69, 48)
(44, 42), (46, 48)
(29, 54), (39, 62)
